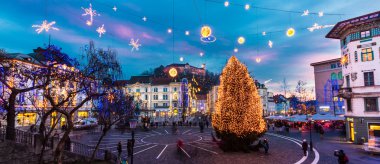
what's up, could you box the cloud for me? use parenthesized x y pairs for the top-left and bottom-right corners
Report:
(141, 32), (164, 43)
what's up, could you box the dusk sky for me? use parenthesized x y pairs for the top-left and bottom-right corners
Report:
(1, 0), (379, 94)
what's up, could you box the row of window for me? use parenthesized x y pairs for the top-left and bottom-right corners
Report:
(153, 94), (169, 100)
(345, 72), (374, 87)
(342, 47), (378, 64)
(153, 103), (171, 107)
(341, 27), (380, 46)
(346, 97), (379, 112)
(331, 72), (343, 80)
(129, 87), (177, 93)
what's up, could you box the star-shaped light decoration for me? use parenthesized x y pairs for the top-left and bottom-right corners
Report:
(129, 38), (141, 51)
(32, 20), (59, 34)
(96, 24), (106, 37)
(268, 40), (273, 48)
(113, 6), (117, 12)
(318, 11), (324, 17)
(262, 31), (266, 36)
(301, 10), (309, 16)
(307, 23), (335, 32)
(82, 3), (100, 26)
(142, 16), (147, 22)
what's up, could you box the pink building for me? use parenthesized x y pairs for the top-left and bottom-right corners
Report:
(311, 58), (344, 114)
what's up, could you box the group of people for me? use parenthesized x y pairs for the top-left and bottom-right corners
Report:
(117, 139), (135, 163)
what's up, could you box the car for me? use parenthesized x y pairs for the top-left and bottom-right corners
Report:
(73, 118), (98, 130)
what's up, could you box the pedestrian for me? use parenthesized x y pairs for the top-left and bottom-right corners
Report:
(302, 139), (308, 156)
(206, 120), (209, 128)
(117, 141), (122, 157)
(127, 139), (132, 157)
(334, 150), (349, 164)
(263, 139), (269, 154)
(199, 121), (204, 133)
(320, 127), (325, 139)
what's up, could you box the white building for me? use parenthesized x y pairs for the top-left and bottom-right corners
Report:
(326, 11), (380, 143)
(267, 92), (276, 115)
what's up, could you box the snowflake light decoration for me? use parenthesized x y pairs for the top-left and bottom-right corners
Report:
(82, 3), (100, 26)
(268, 40), (273, 48)
(32, 20), (59, 34)
(129, 38), (141, 51)
(301, 10), (309, 16)
(308, 23), (335, 32)
(318, 11), (324, 17)
(96, 24), (106, 37)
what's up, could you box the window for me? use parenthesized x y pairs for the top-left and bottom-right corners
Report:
(361, 48), (373, 62)
(346, 75), (350, 88)
(354, 51), (358, 62)
(338, 72), (343, 80)
(154, 103), (158, 107)
(364, 97), (378, 112)
(154, 88), (158, 92)
(174, 87), (177, 92)
(361, 30), (371, 38)
(337, 62), (342, 67)
(331, 72), (337, 80)
(145, 88), (148, 92)
(173, 103), (177, 107)
(153, 95), (158, 100)
(145, 95), (148, 100)
(163, 95), (168, 100)
(347, 99), (352, 112)
(330, 63), (337, 69)
(163, 88), (168, 92)
(163, 103), (168, 107)
(136, 89), (140, 92)
(128, 88), (131, 93)
(364, 72), (374, 86)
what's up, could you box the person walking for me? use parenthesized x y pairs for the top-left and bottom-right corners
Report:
(205, 120), (209, 128)
(117, 141), (122, 158)
(302, 139), (308, 156)
(263, 139), (269, 154)
(199, 121), (204, 133)
(127, 139), (132, 157)
(320, 127), (325, 139)
(334, 150), (349, 164)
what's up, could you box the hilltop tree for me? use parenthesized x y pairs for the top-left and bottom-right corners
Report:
(212, 56), (266, 151)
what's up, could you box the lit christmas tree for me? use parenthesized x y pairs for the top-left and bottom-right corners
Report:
(212, 56), (266, 151)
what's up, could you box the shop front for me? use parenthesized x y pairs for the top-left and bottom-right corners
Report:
(368, 123), (380, 147)
(346, 117), (355, 142)
(16, 112), (37, 126)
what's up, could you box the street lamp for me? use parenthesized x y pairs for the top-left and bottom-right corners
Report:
(129, 119), (137, 164)
(307, 114), (313, 151)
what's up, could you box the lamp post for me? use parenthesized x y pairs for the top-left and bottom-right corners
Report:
(129, 119), (137, 164)
(308, 114), (313, 151)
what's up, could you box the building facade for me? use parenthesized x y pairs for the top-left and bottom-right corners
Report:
(310, 58), (345, 114)
(327, 11), (380, 143)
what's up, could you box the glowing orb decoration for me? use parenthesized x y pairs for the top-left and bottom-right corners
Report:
(185, 31), (190, 35)
(201, 25), (212, 38)
(169, 68), (178, 78)
(200, 52), (204, 57)
(201, 64), (205, 68)
(245, 4), (250, 10)
(237, 36), (245, 45)
(286, 28), (295, 37)
(234, 48), (238, 53)
(256, 57), (261, 63)
(168, 28), (172, 33)
(180, 57), (184, 61)
(224, 1), (229, 7)
(200, 35), (216, 43)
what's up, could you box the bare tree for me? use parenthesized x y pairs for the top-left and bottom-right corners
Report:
(280, 77), (290, 98)
(295, 80), (307, 102)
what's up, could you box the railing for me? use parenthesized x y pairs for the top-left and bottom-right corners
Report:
(68, 140), (118, 161)
(0, 125), (35, 146)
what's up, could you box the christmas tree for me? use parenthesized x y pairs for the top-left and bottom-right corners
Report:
(212, 56), (266, 151)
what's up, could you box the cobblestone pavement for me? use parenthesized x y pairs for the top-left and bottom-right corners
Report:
(77, 127), (318, 164)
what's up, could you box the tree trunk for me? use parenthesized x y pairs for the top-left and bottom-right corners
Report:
(90, 126), (109, 161)
(6, 92), (17, 140)
(54, 115), (72, 164)
(38, 115), (58, 164)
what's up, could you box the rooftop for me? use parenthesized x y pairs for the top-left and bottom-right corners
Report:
(326, 11), (380, 39)
(310, 58), (341, 66)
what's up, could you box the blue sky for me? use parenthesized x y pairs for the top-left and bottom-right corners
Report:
(0, 0), (379, 94)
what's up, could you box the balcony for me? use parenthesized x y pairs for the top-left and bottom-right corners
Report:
(338, 87), (352, 99)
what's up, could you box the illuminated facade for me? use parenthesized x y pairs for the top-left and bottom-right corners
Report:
(327, 11), (380, 143)
(0, 49), (92, 127)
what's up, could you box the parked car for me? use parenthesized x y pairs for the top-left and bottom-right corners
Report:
(73, 118), (98, 130)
